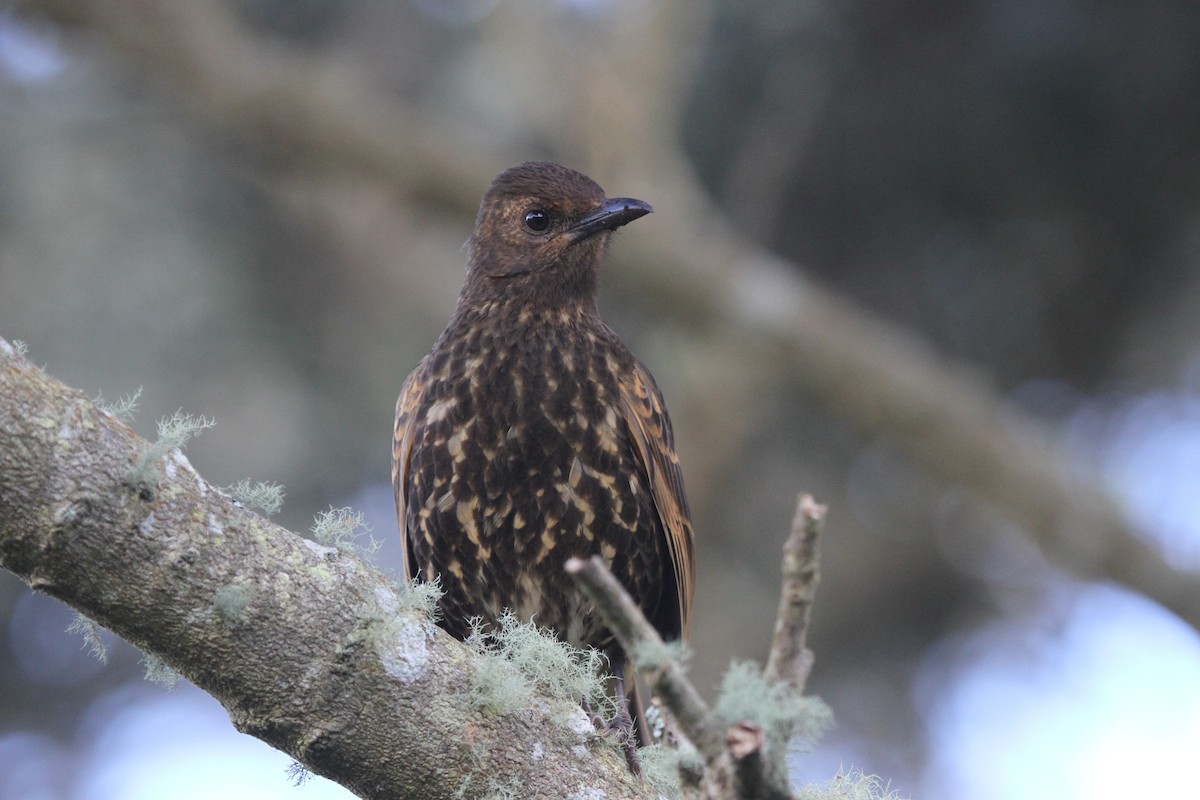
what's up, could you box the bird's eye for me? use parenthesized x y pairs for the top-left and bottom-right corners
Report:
(523, 208), (551, 233)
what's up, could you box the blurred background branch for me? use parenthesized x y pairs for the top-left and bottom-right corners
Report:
(22, 0), (1194, 624)
(4, 1), (1200, 798)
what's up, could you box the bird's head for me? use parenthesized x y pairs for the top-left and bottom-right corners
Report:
(461, 162), (651, 310)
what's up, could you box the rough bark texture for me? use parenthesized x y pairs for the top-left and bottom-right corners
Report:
(0, 339), (653, 800)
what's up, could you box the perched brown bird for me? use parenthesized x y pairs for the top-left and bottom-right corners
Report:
(393, 162), (694, 761)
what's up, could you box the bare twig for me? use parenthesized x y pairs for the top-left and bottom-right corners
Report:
(565, 555), (723, 761)
(764, 494), (826, 693)
(567, 526), (822, 800)
(721, 494), (828, 799)
(566, 555), (793, 797)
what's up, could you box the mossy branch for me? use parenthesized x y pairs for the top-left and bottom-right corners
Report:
(567, 556), (722, 758)
(568, 492), (833, 800)
(0, 338), (653, 800)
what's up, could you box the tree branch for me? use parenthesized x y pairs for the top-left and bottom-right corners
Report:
(568, 494), (828, 800)
(764, 495), (825, 693)
(566, 556), (721, 760)
(0, 339), (651, 800)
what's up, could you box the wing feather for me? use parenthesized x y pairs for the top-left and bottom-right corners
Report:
(392, 360), (429, 583)
(616, 362), (696, 640)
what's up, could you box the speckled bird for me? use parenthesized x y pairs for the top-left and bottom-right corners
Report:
(392, 161), (694, 755)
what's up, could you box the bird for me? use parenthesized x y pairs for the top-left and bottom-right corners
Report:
(392, 161), (694, 769)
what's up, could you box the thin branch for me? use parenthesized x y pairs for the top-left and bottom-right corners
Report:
(0, 340), (651, 800)
(723, 495), (827, 800)
(764, 494), (825, 693)
(566, 548), (806, 800)
(565, 555), (723, 762)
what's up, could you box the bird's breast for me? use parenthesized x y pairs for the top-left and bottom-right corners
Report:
(405, 317), (662, 645)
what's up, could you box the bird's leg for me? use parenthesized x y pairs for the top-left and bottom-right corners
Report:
(607, 655), (643, 777)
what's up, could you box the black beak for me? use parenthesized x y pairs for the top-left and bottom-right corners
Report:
(569, 197), (653, 241)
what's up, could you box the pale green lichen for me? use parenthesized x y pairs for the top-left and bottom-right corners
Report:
(794, 768), (909, 800)
(639, 660), (835, 799)
(223, 479), (285, 516)
(214, 582), (257, 624)
(629, 637), (690, 672)
(141, 652), (181, 689)
(94, 386), (142, 424)
(713, 660), (832, 752)
(395, 576), (442, 622)
(466, 611), (614, 723)
(155, 410), (215, 450)
(639, 741), (703, 799)
(66, 613), (109, 664)
(128, 410), (214, 486)
(311, 506), (380, 558)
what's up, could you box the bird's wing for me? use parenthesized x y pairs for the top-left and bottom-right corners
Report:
(393, 359), (430, 584)
(616, 361), (696, 640)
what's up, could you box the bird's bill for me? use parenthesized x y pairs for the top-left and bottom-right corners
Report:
(568, 197), (653, 241)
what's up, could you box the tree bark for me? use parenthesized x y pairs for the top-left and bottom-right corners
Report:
(0, 339), (652, 800)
